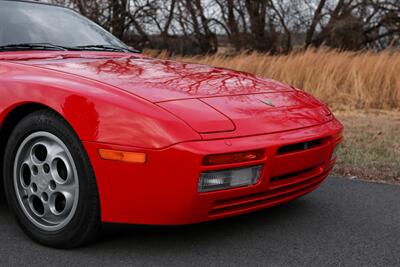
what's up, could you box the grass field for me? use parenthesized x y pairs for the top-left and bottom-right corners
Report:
(149, 49), (400, 110)
(147, 49), (400, 183)
(333, 110), (400, 183)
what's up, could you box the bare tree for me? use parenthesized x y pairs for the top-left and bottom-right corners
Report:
(48, 0), (400, 54)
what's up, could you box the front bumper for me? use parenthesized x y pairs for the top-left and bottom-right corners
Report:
(83, 119), (343, 225)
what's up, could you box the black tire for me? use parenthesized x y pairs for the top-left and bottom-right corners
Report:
(3, 110), (101, 248)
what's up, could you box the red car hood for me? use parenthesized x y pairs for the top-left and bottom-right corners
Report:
(23, 55), (294, 102)
(20, 54), (331, 135)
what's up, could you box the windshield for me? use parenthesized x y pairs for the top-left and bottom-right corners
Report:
(0, 1), (129, 51)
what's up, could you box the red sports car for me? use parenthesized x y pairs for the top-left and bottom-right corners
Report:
(0, 0), (343, 248)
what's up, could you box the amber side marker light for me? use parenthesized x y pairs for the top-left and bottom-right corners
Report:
(99, 149), (147, 163)
(202, 149), (265, 166)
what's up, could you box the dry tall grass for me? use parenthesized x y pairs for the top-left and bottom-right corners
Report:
(147, 49), (400, 109)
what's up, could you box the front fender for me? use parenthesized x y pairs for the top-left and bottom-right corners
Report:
(0, 61), (201, 149)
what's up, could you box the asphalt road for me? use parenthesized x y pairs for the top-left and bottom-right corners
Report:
(0, 177), (399, 267)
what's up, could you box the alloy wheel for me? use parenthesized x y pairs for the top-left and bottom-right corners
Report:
(13, 132), (79, 231)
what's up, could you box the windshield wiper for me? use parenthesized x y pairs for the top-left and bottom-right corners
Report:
(73, 45), (140, 53)
(0, 43), (70, 51)
(0, 43), (142, 53)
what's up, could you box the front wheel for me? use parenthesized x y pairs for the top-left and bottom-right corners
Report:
(3, 110), (101, 248)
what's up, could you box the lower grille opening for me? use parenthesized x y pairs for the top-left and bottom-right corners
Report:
(277, 137), (329, 155)
(270, 166), (318, 183)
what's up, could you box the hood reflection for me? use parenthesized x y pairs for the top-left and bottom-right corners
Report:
(29, 56), (294, 102)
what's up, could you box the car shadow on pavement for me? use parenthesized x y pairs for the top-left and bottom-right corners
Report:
(0, 188), (314, 250)
(95, 199), (312, 249)
(0, 190), (7, 208)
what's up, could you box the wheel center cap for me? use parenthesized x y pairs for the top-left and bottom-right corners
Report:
(37, 177), (47, 190)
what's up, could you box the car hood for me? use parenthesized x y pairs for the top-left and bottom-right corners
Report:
(23, 55), (294, 102)
(159, 91), (332, 136)
(21, 54), (332, 136)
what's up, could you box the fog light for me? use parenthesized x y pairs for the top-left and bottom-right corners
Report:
(198, 165), (263, 192)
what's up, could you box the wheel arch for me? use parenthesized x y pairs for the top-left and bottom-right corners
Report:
(0, 104), (102, 247)
(0, 103), (57, 195)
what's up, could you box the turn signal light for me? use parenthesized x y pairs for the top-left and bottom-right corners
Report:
(99, 149), (147, 163)
(202, 149), (265, 166)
